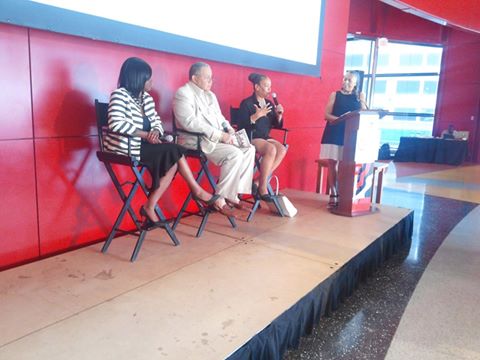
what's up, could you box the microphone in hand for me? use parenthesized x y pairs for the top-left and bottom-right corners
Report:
(159, 134), (174, 143)
(272, 93), (283, 115)
(272, 92), (279, 106)
(222, 121), (235, 135)
(221, 121), (230, 133)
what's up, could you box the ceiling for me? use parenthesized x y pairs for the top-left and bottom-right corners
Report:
(380, 0), (480, 33)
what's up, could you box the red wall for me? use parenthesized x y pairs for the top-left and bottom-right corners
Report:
(0, 0), (352, 269)
(435, 29), (480, 160)
(400, 0), (480, 33)
(3, 0), (479, 269)
(349, 0), (480, 161)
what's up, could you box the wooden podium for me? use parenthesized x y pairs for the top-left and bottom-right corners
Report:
(331, 110), (381, 216)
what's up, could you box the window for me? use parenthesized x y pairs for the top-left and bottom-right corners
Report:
(423, 81), (437, 94)
(419, 109), (434, 122)
(377, 54), (389, 67)
(427, 53), (441, 66)
(399, 53), (423, 66)
(397, 81), (420, 94)
(345, 54), (364, 67)
(345, 38), (442, 148)
(345, 39), (373, 73)
(375, 79), (387, 94)
(393, 108), (416, 121)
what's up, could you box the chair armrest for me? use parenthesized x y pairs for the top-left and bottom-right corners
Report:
(173, 128), (204, 137)
(173, 128), (204, 151)
(271, 127), (289, 146)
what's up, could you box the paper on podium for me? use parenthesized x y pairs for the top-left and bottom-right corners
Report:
(354, 113), (380, 163)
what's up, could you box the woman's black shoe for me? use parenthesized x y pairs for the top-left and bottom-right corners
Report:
(327, 194), (339, 208)
(192, 193), (220, 207)
(251, 182), (259, 197)
(140, 206), (164, 228)
(259, 193), (274, 202)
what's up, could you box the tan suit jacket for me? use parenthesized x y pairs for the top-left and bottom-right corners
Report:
(173, 82), (234, 154)
(173, 81), (254, 200)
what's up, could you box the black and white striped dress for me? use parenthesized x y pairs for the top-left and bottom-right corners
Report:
(106, 87), (185, 190)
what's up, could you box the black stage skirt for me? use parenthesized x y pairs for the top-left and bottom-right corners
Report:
(140, 142), (187, 190)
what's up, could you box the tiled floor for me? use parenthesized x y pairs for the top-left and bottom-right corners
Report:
(284, 162), (480, 360)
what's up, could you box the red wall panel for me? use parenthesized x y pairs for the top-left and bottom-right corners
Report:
(434, 29), (480, 159)
(0, 140), (39, 268)
(35, 137), (115, 254)
(349, 0), (443, 43)
(0, 0), (361, 267)
(381, 6), (443, 43)
(2, 0), (480, 268)
(0, 24), (32, 140)
(400, 0), (480, 33)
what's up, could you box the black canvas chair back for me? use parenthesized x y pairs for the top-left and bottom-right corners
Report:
(171, 113), (236, 236)
(95, 99), (179, 261)
(230, 106), (289, 221)
(229, 106), (241, 129)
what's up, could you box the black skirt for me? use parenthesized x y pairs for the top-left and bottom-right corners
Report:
(140, 142), (187, 190)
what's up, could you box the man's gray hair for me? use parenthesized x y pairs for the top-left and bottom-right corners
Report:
(189, 62), (209, 80)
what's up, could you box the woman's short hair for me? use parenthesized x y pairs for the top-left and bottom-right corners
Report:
(118, 57), (152, 98)
(346, 70), (363, 95)
(248, 72), (268, 86)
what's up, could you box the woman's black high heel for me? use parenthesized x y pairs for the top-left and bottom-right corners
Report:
(139, 206), (163, 228)
(327, 194), (339, 208)
(258, 193), (274, 202)
(192, 193), (220, 207)
(251, 182), (259, 197)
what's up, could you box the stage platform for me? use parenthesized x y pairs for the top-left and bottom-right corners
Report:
(0, 190), (412, 360)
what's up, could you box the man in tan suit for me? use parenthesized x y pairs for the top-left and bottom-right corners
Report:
(173, 62), (255, 212)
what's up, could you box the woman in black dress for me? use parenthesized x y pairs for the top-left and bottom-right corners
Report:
(319, 71), (367, 208)
(237, 73), (287, 200)
(106, 57), (230, 225)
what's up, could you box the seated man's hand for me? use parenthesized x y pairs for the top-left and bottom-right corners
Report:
(221, 132), (234, 145)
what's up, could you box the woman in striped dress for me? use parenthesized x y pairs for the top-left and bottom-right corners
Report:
(106, 57), (231, 226)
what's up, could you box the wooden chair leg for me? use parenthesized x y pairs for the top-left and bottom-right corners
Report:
(315, 160), (328, 194)
(376, 168), (385, 204)
(316, 164), (322, 193)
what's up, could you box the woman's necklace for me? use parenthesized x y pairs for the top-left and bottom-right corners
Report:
(131, 92), (144, 108)
(257, 97), (267, 108)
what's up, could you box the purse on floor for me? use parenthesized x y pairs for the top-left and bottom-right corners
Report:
(267, 176), (298, 217)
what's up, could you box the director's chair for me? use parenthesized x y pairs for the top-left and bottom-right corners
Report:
(171, 116), (237, 237)
(95, 99), (179, 261)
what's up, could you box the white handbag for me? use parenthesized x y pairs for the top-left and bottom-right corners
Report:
(268, 176), (298, 217)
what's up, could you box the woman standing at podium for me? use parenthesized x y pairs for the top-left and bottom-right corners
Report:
(319, 71), (367, 208)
